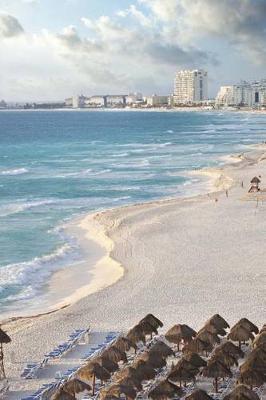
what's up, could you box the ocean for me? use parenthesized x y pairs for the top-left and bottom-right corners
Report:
(0, 110), (266, 315)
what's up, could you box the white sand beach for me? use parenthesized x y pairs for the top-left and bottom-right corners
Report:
(2, 144), (266, 397)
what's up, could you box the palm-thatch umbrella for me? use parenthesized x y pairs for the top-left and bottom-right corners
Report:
(100, 383), (137, 400)
(185, 389), (214, 400)
(93, 356), (119, 373)
(183, 337), (213, 356)
(211, 350), (238, 368)
(148, 379), (183, 399)
(114, 366), (142, 389)
(228, 325), (254, 348)
(183, 352), (207, 368)
(214, 341), (244, 359)
(101, 346), (127, 363)
(78, 362), (111, 395)
(135, 350), (166, 369)
(118, 376), (142, 392)
(133, 360), (156, 381)
(196, 330), (220, 346)
(223, 384), (260, 400)
(63, 379), (92, 399)
(127, 325), (146, 345)
(0, 328), (11, 380)
(114, 337), (137, 353)
(149, 341), (174, 358)
(253, 331), (266, 349)
(241, 348), (266, 376)
(114, 366), (137, 380)
(167, 364), (196, 387)
(205, 314), (230, 331)
(174, 358), (199, 375)
(165, 324), (196, 350)
(137, 320), (158, 338)
(139, 314), (163, 329)
(199, 322), (226, 337)
(201, 360), (232, 392)
(238, 367), (264, 389)
(53, 389), (76, 400)
(237, 318), (259, 334)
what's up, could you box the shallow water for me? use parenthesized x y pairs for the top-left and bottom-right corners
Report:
(0, 110), (266, 313)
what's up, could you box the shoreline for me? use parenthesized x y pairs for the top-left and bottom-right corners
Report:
(1, 107), (266, 114)
(2, 141), (265, 328)
(3, 142), (266, 395)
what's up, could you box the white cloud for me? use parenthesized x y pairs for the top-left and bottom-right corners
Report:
(4, 0), (265, 101)
(117, 4), (153, 27)
(0, 13), (24, 37)
(139, 0), (266, 64)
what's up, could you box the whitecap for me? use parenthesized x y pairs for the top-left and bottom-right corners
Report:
(0, 242), (79, 300)
(0, 199), (55, 217)
(0, 167), (29, 176)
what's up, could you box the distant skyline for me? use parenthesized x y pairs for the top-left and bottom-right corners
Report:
(0, 0), (266, 101)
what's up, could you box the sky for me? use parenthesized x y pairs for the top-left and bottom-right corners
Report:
(0, 0), (266, 101)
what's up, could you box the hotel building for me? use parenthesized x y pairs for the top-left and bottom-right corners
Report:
(215, 80), (266, 108)
(173, 69), (208, 105)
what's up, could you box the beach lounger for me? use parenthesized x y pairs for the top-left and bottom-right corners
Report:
(21, 397), (37, 400)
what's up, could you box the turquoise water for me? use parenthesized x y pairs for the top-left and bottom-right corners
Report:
(0, 110), (266, 313)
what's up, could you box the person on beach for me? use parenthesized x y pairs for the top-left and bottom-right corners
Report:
(241, 181), (244, 188)
(226, 190), (228, 198)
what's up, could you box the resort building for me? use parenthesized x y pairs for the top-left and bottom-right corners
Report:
(84, 96), (107, 108)
(106, 95), (127, 108)
(145, 95), (169, 107)
(173, 69), (208, 105)
(72, 95), (86, 108)
(215, 80), (266, 108)
(126, 93), (143, 105)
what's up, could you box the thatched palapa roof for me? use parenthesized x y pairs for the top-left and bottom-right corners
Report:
(113, 337), (137, 353)
(148, 379), (183, 399)
(149, 341), (174, 358)
(139, 314), (163, 329)
(183, 352), (207, 368)
(251, 177), (261, 184)
(165, 324), (196, 344)
(214, 341), (244, 359)
(135, 350), (166, 369)
(185, 389), (214, 400)
(100, 383), (136, 400)
(223, 384), (260, 400)
(101, 346), (127, 363)
(205, 314), (230, 330)
(228, 325), (254, 343)
(0, 328), (11, 344)
(53, 389), (76, 400)
(63, 378), (92, 396)
(201, 360), (232, 379)
(237, 318), (259, 334)
(78, 362), (111, 382)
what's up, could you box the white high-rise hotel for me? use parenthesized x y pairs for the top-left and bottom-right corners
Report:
(173, 69), (208, 104)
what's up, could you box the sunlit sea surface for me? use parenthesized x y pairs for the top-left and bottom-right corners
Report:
(0, 110), (266, 313)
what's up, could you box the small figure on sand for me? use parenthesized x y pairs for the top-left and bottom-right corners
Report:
(225, 190), (228, 198)
(241, 181), (244, 188)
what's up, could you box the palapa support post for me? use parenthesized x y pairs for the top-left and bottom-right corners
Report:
(0, 327), (11, 381)
(214, 377), (218, 393)
(92, 373), (96, 396)
(0, 342), (6, 380)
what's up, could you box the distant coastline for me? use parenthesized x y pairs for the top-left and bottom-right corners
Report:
(1, 106), (266, 113)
